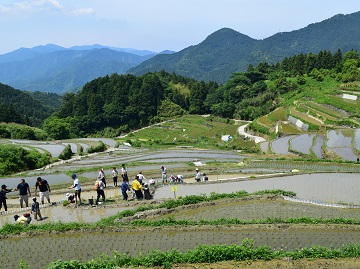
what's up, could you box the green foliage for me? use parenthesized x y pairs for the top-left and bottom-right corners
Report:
(0, 123), (48, 140)
(0, 144), (50, 176)
(156, 99), (187, 120)
(0, 83), (57, 127)
(86, 141), (106, 154)
(58, 144), (73, 160)
(43, 116), (71, 140)
(247, 121), (270, 135)
(46, 242), (360, 268)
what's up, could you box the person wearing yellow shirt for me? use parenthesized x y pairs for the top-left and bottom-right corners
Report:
(131, 176), (143, 200)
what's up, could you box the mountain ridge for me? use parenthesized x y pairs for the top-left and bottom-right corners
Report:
(129, 11), (360, 83)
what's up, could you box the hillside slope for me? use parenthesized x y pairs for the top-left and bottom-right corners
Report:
(0, 48), (154, 93)
(129, 11), (360, 84)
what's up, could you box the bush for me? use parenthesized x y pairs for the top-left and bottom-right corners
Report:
(87, 141), (106, 154)
(58, 144), (73, 160)
(0, 145), (50, 176)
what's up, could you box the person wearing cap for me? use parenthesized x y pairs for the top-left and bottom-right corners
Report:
(195, 168), (201, 182)
(161, 166), (167, 184)
(14, 214), (31, 225)
(0, 184), (13, 212)
(98, 168), (106, 188)
(131, 175), (143, 200)
(35, 177), (51, 204)
(13, 179), (31, 208)
(69, 174), (81, 206)
(31, 197), (42, 221)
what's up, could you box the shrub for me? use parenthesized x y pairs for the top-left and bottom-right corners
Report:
(87, 141), (106, 153)
(58, 144), (72, 160)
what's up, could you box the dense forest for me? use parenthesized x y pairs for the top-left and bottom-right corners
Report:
(44, 48), (360, 139)
(0, 83), (61, 126)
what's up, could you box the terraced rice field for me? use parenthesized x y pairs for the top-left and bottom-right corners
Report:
(3, 196), (360, 269)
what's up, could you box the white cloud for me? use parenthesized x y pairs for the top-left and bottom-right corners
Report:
(0, 5), (11, 12)
(47, 0), (63, 9)
(72, 7), (95, 16)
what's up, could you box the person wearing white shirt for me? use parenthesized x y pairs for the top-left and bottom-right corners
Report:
(112, 167), (119, 187)
(161, 166), (167, 184)
(121, 164), (128, 181)
(137, 172), (146, 184)
(70, 173), (81, 206)
(195, 168), (201, 182)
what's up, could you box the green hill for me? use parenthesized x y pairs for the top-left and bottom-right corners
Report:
(129, 11), (360, 84)
(0, 83), (60, 126)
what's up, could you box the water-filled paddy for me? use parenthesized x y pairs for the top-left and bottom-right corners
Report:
(148, 198), (360, 222)
(271, 136), (294, 155)
(355, 129), (360, 151)
(291, 134), (315, 155)
(312, 134), (324, 158)
(155, 173), (360, 204)
(2, 225), (360, 269)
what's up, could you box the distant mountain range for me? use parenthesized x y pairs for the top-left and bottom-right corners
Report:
(0, 45), (174, 93)
(2, 11), (360, 93)
(129, 11), (360, 83)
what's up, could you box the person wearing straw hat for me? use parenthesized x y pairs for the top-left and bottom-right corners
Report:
(195, 168), (201, 182)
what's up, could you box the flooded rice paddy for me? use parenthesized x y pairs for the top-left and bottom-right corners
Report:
(2, 225), (360, 269)
(148, 198), (360, 222)
(2, 137), (360, 268)
(155, 173), (360, 204)
(290, 134), (315, 155)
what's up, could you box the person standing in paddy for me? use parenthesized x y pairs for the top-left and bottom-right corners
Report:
(161, 166), (167, 184)
(112, 166), (119, 187)
(69, 174), (82, 206)
(121, 178), (131, 200)
(121, 164), (128, 181)
(0, 184), (13, 212)
(131, 175), (143, 200)
(195, 168), (201, 182)
(35, 177), (51, 204)
(98, 168), (106, 188)
(95, 177), (106, 204)
(13, 179), (31, 208)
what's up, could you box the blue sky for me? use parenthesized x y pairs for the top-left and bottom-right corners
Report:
(1, 0), (360, 54)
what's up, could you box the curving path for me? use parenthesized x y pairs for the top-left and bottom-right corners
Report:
(237, 123), (266, 143)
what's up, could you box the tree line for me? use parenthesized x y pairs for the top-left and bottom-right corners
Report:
(7, 48), (360, 140)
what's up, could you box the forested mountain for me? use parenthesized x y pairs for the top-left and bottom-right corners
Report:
(0, 83), (60, 126)
(0, 48), (158, 94)
(46, 47), (360, 139)
(46, 71), (218, 138)
(129, 11), (360, 83)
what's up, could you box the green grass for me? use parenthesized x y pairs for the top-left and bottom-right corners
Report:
(117, 115), (252, 150)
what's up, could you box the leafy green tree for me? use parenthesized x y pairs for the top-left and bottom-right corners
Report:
(43, 116), (71, 140)
(189, 81), (208, 114)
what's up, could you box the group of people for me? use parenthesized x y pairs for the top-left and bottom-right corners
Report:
(0, 164), (210, 224)
(96, 164), (129, 188)
(0, 177), (51, 213)
(161, 166), (208, 183)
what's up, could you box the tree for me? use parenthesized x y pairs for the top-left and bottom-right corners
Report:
(43, 116), (71, 140)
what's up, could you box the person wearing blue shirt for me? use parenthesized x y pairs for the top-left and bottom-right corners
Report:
(121, 179), (131, 201)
